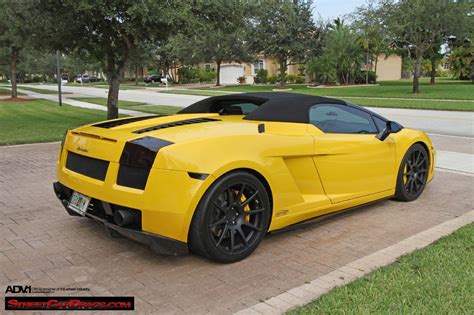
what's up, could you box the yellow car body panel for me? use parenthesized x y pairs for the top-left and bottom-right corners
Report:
(57, 110), (435, 245)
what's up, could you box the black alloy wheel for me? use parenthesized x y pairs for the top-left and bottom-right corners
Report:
(395, 143), (430, 201)
(189, 171), (271, 263)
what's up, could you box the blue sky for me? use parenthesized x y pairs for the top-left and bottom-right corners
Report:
(312, 0), (368, 21)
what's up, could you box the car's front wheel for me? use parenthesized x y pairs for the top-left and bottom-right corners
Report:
(189, 171), (271, 263)
(394, 143), (430, 201)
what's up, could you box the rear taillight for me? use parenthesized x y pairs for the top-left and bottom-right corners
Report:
(59, 129), (69, 161)
(117, 137), (173, 189)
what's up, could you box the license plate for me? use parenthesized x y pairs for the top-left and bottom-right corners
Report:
(68, 191), (91, 216)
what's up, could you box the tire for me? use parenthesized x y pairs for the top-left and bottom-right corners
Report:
(394, 143), (430, 202)
(188, 171), (271, 263)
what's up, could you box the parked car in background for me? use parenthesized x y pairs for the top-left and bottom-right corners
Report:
(74, 74), (90, 83)
(144, 74), (162, 84)
(74, 74), (100, 83)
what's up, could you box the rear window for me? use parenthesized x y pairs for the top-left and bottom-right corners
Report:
(217, 102), (259, 115)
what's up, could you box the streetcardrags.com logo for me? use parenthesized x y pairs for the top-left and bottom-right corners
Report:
(5, 296), (134, 311)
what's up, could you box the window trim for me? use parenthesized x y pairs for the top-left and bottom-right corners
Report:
(253, 59), (265, 75)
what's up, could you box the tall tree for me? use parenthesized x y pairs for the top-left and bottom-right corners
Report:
(36, 1), (190, 119)
(188, 1), (255, 86)
(152, 34), (204, 83)
(0, 1), (34, 98)
(384, 0), (470, 93)
(352, 0), (391, 84)
(424, 44), (444, 84)
(448, 41), (473, 81)
(323, 19), (365, 84)
(250, 0), (320, 86)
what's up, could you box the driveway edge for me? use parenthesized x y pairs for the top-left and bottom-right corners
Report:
(235, 210), (474, 315)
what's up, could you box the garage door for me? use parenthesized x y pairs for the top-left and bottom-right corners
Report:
(220, 64), (244, 85)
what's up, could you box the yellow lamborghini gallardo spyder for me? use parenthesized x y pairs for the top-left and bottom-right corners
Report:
(54, 93), (435, 263)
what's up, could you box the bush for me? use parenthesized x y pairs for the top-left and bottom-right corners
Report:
(436, 69), (450, 77)
(31, 76), (43, 83)
(199, 69), (216, 83)
(285, 73), (298, 83)
(306, 56), (337, 84)
(354, 70), (377, 84)
(254, 69), (268, 84)
(178, 67), (216, 84)
(295, 75), (305, 84)
(285, 73), (305, 84)
(267, 74), (278, 84)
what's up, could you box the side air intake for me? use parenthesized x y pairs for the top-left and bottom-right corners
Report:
(93, 115), (162, 129)
(133, 117), (220, 134)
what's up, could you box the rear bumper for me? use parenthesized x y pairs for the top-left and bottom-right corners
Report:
(53, 182), (188, 256)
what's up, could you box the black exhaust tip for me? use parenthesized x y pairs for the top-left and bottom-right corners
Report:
(53, 181), (66, 199)
(113, 209), (137, 227)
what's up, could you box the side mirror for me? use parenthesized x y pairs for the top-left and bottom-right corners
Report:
(376, 121), (392, 141)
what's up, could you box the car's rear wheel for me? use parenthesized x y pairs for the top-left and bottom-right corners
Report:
(188, 171), (271, 263)
(394, 143), (430, 201)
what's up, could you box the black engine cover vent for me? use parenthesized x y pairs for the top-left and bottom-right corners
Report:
(93, 115), (162, 129)
(133, 117), (220, 134)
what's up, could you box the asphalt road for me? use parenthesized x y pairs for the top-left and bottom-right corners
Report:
(21, 84), (474, 137)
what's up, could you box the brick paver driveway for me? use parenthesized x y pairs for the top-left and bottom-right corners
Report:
(1, 138), (473, 314)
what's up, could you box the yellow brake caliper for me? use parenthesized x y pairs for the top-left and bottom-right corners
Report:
(403, 164), (408, 184)
(240, 194), (250, 222)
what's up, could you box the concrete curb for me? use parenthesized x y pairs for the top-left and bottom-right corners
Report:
(0, 141), (61, 149)
(235, 210), (474, 315)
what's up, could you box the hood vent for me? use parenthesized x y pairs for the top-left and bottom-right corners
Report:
(133, 117), (220, 134)
(93, 115), (163, 129)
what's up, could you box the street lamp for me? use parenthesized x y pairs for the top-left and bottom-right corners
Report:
(56, 50), (62, 107)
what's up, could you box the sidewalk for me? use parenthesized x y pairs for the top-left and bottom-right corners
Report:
(16, 88), (149, 116)
(0, 136), (472, 314)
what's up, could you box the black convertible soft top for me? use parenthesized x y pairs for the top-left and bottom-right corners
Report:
(178, 92), (378, 124)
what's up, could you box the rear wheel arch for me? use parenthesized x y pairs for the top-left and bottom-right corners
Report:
(188, 168), (273, 262)
(230, 168), (274, 223)
(202, 168), (274, 226)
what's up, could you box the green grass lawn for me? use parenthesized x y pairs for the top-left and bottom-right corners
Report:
(93, 84), (149, 90)
(0, 99), (110, 145)
(207, 78), (474, 100)
(0, 87), (25, 96)
(70, 97), (181, 115)
(290, 223), (474, 314)
(17, 86), (72, 94)
(338, 97), (473, 111)
(159, 89), (234, 96)
(70, 97), (146, 107)
(158, 88), (472, 111)
(128, 104), (181, 115)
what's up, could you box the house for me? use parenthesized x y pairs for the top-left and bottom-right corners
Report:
(202, 57), (304, 85)
(203, 53), (403, 84)
(373, 54), (403, 81)
(132, 53), (403, 85)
